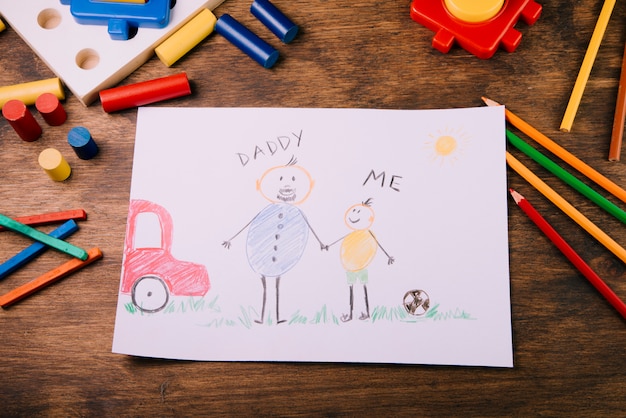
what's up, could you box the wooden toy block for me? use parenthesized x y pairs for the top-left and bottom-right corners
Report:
(68, 126), (99, 159)
(99, 72), (191, 112)
(61, 0), (171, 41)
(2, 99), (42, 142)
(155, 8), (217, 67)
(0, 247), (102, 308)
(0, 0), (226, 106)
(410, 0), (542, 59)
(36, 92), (67, 126)
(0, 219), (78, 280)
(38, 148), (72, 182)
(0, 77), (64, 110)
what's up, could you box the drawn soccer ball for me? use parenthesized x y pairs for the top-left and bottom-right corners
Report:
(403, 289), (430, 316)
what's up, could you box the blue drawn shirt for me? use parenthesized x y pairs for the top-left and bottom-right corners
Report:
(246, 203), (309, 277)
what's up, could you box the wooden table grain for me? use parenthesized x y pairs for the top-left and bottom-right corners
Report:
(1, 1), (625, 416)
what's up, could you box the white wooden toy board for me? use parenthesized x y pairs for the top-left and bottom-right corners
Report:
(0, 0), (225, 106)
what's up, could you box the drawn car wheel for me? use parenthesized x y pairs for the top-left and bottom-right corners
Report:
(131, 275), (169, 313)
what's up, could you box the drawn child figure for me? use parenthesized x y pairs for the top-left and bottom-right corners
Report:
(222, 157), (325, 324)
(328, 198), (394, 322)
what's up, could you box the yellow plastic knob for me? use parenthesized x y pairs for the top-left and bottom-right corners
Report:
(444, 0), (505, 23)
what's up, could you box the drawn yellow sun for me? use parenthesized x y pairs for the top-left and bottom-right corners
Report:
(425, 127), (470, 166)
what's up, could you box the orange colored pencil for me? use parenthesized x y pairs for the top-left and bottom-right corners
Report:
(511, 189), (626, 320)
(609, 41), (626, 161)
(0, 247), (102, 308)
(506, 152), (626, 264)
(482, 97), (626, 204)
(0, 209), (87, 232)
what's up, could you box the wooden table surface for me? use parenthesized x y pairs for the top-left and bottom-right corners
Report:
(1, 1), (625, 415)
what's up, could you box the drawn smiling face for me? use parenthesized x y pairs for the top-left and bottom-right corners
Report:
(257, 164), (314, 205)
(344, 203), (374, 230)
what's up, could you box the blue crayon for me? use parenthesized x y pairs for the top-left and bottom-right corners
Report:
(0, 220), (79, 280)
(68, 126), (99, 160)
(251, 0), (299, 43)
(215, 14), (279, 68)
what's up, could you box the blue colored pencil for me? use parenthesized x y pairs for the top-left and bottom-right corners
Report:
(0, 220), (79, 280)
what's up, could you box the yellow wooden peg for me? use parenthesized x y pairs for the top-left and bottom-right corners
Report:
(38, 148), (71, 182)
(155, 8), (217, 67)
(0, 77), (64, 110)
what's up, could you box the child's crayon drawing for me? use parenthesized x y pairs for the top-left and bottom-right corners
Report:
(113, 106), (512, 367)
(222, 157), (325, 324)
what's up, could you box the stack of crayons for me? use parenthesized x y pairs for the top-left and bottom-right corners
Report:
(482, 97), (626, 320)
(0, 209), (103, 308)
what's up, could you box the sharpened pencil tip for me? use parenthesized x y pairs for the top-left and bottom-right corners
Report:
(509, 188), (524, 204)
(481, 97), (502, 107)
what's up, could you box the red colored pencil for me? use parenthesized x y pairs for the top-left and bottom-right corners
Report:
(510, 189), (626, 320)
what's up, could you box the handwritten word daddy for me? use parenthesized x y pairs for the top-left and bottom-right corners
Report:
(236, 130), (303, 167)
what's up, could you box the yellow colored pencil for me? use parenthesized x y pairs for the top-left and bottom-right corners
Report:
(560, 0), (616, 132)
(506, 152), (626, 264)
(482, 97), (626, 205)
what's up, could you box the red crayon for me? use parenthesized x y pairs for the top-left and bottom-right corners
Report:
(510, 189), (626, 320)
(99, 72), (191, 113)
(2, 99), (42, 141)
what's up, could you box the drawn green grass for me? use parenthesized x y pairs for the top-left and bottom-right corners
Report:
(124, 295), (475, 326)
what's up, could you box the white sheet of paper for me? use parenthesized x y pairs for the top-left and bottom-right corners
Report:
(112, 106), (512, 367)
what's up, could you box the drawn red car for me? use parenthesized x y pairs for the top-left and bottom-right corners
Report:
(120, 199), (210, 313)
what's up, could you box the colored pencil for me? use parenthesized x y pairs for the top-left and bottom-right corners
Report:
(560, 0), (616, 132)
(510, 189), (626, 320)
(482, 97), (626, 204)
(0, 220), (79, 280)
(506, 152), (626, 264)
(506, 129), (626, 224)
(0, 247), (102, 308)
(0, 209), (87, 232)
(609, 41), (626, 161)
(0, 213), (88, 260)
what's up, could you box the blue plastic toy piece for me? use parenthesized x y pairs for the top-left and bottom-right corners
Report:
(215, 14), (279, 69)
(60, 0), (172, 41)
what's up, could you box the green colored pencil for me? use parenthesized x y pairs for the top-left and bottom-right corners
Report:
(506, 129), (626, 225)
(0, 213), (88, 260)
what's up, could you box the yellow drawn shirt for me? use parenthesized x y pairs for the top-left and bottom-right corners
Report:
(340, 230), (377, 272)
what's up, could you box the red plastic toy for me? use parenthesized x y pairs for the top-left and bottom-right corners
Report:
(120, 199), (210, 313)
(410, 0), (542, 59)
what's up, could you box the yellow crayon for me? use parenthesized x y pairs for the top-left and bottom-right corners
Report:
(155, 8), (217, 67)
(0, 77), (64, 109)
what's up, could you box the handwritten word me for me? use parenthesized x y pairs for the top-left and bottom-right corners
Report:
(363, 170), (402, 192)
